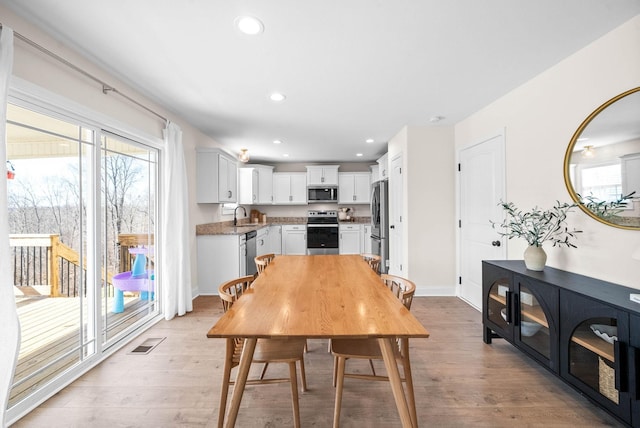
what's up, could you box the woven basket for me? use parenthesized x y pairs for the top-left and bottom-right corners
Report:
(599, 357), (619, 404)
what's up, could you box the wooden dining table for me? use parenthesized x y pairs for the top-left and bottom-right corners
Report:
(207, 254), (430, 427)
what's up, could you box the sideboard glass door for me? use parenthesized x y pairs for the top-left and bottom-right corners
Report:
(568, 317), (618, 404)
(517, 283), (551, 360)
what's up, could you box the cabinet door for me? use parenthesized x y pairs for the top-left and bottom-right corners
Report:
(256, 229), (268, 256)
(483, 263), (513, 342)
(238, 168), (258, 204)
(269, 225), (282, 255)
(560, 290), (631, 422)
(339, 225), (361, 254)
(338, 174), (355, 204)
(257, 166), (273, 204)
(196, 151), (220, 203)
(289, 173), (307, 204)
(307, 167), (325, 186)
(377, 153), (388, 180)
(282, 226), (306, 255)
(362, 225), (372, 254)
(273, 173), (291, 204)
(513, 274), (558, 371)
(353, 173), (371, 203)
(219, 155), (237, 202)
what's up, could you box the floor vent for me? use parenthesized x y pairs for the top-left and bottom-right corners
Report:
(129, 337), (166, 355)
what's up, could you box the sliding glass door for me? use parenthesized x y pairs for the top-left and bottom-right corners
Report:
(5, 98), (160, 414)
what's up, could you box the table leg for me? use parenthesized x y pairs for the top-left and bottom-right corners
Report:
(378, 338), (415, 428)
(224, 337), (257, 428)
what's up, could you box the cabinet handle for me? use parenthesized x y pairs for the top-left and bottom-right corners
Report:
(513, 292), (520, 327)
(505, 291), (513, 324)
(631, 346), (640, 400)
(615, 340), (628, 393)
(353, 195), (356, 201)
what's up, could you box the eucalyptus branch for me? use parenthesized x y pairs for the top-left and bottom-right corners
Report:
(491, 200), (582, 248)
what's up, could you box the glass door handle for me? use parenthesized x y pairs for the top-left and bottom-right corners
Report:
(615, 340), (628, 393)
(631, 345), (640, 400)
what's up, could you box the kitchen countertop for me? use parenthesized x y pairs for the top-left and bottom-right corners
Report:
(196, 216), (371, 236)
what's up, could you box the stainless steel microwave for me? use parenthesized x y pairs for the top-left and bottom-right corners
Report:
(307, 187), (338, 203)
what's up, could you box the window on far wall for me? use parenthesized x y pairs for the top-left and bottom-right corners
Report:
(580, 163), (623, 203)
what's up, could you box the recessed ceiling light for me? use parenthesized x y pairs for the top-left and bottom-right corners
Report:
(273, 139), (282, 144)
(356, 153), (363, 157)
(365, 139), (374, 144)
(235, 16), (264, 35)
(283, 153), (289, 157)
(270, 92), (286, 102)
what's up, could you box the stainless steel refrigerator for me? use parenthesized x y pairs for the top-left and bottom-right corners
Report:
(370, 179), (389, 274)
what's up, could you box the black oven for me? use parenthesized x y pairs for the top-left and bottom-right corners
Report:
(306, 210), (339, 255)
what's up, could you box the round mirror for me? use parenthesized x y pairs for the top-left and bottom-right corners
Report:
(564, 87), (640, 230)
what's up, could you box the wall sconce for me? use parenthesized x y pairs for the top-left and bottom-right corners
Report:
(238, 149), (250, 163)
(582, 145), (595, 158)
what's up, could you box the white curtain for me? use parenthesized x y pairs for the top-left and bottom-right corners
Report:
(0, 26), (20, 425)
(161, 122), (193, 320)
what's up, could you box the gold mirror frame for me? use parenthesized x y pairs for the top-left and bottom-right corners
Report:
(563, 87), (640, 230)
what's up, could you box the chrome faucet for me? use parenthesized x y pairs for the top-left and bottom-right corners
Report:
(233, 205), (247, 226)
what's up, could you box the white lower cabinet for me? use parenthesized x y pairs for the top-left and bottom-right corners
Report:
(197, 234), (245, 295)
(362, 224), (372, 254)
(256, 228), (269, 258)
(282, 225), (307, 255)
(269, 225), (282, 255)
(339, 224), (362, 254)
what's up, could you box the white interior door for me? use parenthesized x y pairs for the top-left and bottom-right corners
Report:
(459, 132), (506, 309)
(389, 154), (404, 275)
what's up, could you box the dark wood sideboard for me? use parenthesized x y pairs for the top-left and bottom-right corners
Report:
(483, 260), (640, 427)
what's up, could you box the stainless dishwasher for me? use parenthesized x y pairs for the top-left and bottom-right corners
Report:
(245, 230), (257, 276)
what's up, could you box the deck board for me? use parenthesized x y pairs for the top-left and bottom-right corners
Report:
(9, 292), (151, 406)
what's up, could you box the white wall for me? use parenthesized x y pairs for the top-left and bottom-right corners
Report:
(455, 15), (640, 289)
(389, 126), (456, 295)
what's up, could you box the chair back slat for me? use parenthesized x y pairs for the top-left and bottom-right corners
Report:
(380, 274), (416, 310)
(255, 253), (276, 275)
(218, 275), (255, 312)
(361, 253), (381, 274)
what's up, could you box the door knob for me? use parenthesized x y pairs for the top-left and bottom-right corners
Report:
(390, 225), (395, 229)
(491, 240), (501, 247)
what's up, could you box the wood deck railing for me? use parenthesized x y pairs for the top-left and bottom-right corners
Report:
(10, 233), (154, 298)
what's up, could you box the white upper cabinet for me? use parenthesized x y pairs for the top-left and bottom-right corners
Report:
(273, 172), (307, 204)
(196, 149), (238, 203)
(377, 153), (389, 180)
(238, 165), (274, 205)
(338, 172), (371, 204)
(370, 164), (380, 183)
(306, 165), (339, 186)
(238, 167), (258, 204)
(256, 165), (274, 204)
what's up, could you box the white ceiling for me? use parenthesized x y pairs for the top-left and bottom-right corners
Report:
(2, 0), (640, 163)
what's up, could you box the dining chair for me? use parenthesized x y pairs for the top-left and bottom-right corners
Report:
(361, 253), (381, 274)
(330, 274), (417, 428)
(254, 253), (276, 275)
(217, 275), (308, 428)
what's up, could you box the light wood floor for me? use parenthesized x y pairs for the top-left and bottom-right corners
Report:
(12, 296), (623, 427)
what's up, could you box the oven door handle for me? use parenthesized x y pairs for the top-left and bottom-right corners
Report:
(307, 224), (339, 228)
